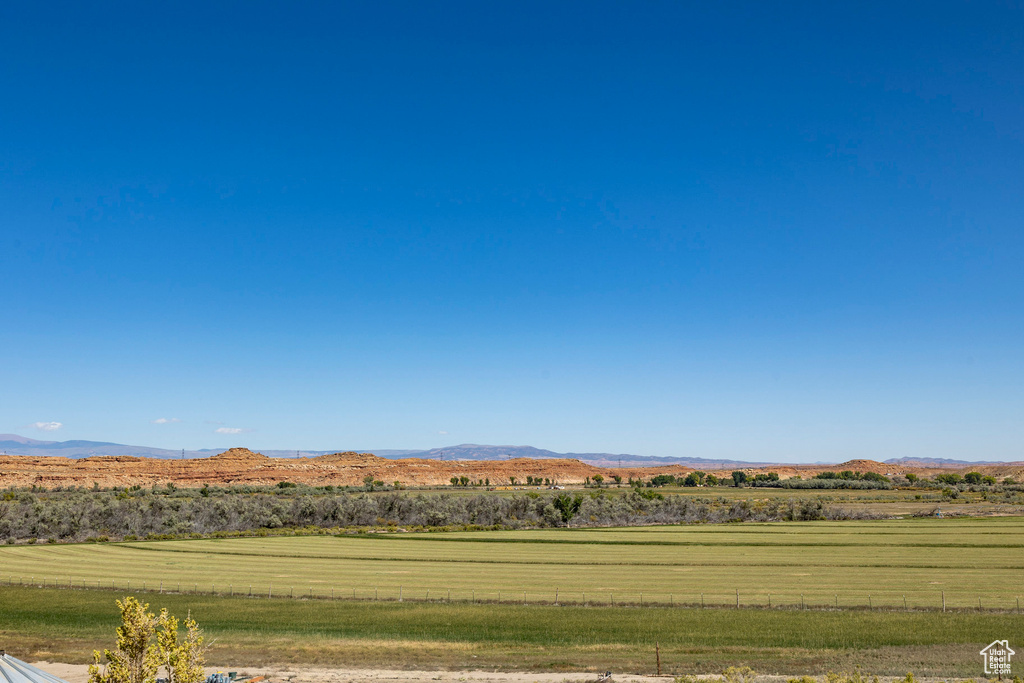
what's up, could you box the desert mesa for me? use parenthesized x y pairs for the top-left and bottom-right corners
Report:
(2, 447), (1022, 489)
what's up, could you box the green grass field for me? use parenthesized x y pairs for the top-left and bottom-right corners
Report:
(1, 586), (1021, 676)
(2, 517), (1023, 676)
(2, 517), (1022, 609)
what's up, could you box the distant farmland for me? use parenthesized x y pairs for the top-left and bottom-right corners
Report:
(2, 517), (1022, 610)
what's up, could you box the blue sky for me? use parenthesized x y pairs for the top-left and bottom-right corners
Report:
(2, 2), (1022, 461)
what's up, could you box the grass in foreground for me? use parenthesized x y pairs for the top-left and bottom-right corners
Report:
(1, 586), (1022, 677)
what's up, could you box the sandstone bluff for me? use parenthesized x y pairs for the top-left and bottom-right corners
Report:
(2, 448), (1019, 490)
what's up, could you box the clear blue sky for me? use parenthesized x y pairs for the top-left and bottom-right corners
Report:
(2, 2), (1022, 461)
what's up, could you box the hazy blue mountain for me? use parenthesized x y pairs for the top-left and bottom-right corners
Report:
(883, 456), (1023, 466)
(0, 435), (771, 467)
(383, 444), (771, 468)
(0, 435), (207, 459)
(13, 435), (1017, 468)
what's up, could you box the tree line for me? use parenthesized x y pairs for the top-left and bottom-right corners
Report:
(0, 486), (875, 543)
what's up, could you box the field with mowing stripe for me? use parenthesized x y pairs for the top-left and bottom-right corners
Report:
(2, 517), (1023, 610)
(1, 586), (1022, 676)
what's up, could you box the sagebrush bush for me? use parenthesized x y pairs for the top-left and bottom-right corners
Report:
(0, 487), (878, 542)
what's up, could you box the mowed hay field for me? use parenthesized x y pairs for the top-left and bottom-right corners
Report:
(2, 518), (1023, 676)
(1, 517), (1023, 609)
(1, 586), (1022, 677)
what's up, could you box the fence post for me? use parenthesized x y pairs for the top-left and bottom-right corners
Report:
(868, 595), (872, 610)
(942, 591), (945, 612)
(269, 584), (272, 598)
(903, 595), (906, 610)
(801, 594), (804, 610)
(555, 588), (558, 605)
(701, 593), (704, 608)
(768, 593), (771, 608)
(399, 585), (402, 602)
(735, 589), (739, 608)
(656, 642), (661, 676)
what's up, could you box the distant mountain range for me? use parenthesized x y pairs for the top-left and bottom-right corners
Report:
(1, 434), (1017, 468)
(0, 434), (768, 467)
(383, 444), (770, 468)
(882, 456), (1020, 467)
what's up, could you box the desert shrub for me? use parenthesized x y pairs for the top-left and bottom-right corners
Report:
(721, 667), (756, 683)
(0, 486), (888, 541)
